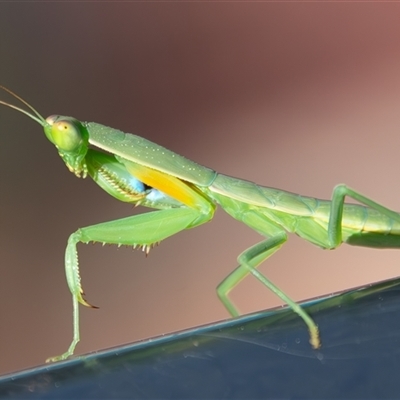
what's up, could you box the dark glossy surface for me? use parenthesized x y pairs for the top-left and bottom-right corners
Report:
(1, 278), (400, 399)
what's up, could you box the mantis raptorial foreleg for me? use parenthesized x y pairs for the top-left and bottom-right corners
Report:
(46, 207), (211, 362)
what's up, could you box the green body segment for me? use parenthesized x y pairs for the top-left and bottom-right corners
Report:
(87, 122), (217, 186)
(208, 173), (400, 248)
(2, 85), (400, 362)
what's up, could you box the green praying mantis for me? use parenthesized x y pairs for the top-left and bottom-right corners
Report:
(1, 85), (400, 363)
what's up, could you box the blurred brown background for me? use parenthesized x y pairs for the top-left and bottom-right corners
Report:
(1, 3), (400, 375)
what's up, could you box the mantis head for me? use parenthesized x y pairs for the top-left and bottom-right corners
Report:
(0, 85), (89, 178)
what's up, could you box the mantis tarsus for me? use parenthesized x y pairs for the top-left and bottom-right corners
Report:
(1, 85), (400, 362)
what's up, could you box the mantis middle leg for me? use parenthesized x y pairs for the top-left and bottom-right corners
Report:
(216, 211), (320, 349)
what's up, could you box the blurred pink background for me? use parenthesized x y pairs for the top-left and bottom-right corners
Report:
(1, 3), (400, 374)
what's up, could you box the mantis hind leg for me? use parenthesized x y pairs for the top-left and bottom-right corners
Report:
(46, 207), (211, 362)
(217, 211), (320, 349)
(328, 184), (400, 248)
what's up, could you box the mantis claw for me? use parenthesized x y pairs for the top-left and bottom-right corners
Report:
(77, 290), (98, 309)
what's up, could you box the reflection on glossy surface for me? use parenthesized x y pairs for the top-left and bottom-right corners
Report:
(1, 277), (400, 399)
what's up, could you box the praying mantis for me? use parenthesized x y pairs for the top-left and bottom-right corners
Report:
(1, 85), (400, 363)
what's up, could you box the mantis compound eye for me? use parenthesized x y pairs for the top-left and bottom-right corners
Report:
(46, 115), (85, 152)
